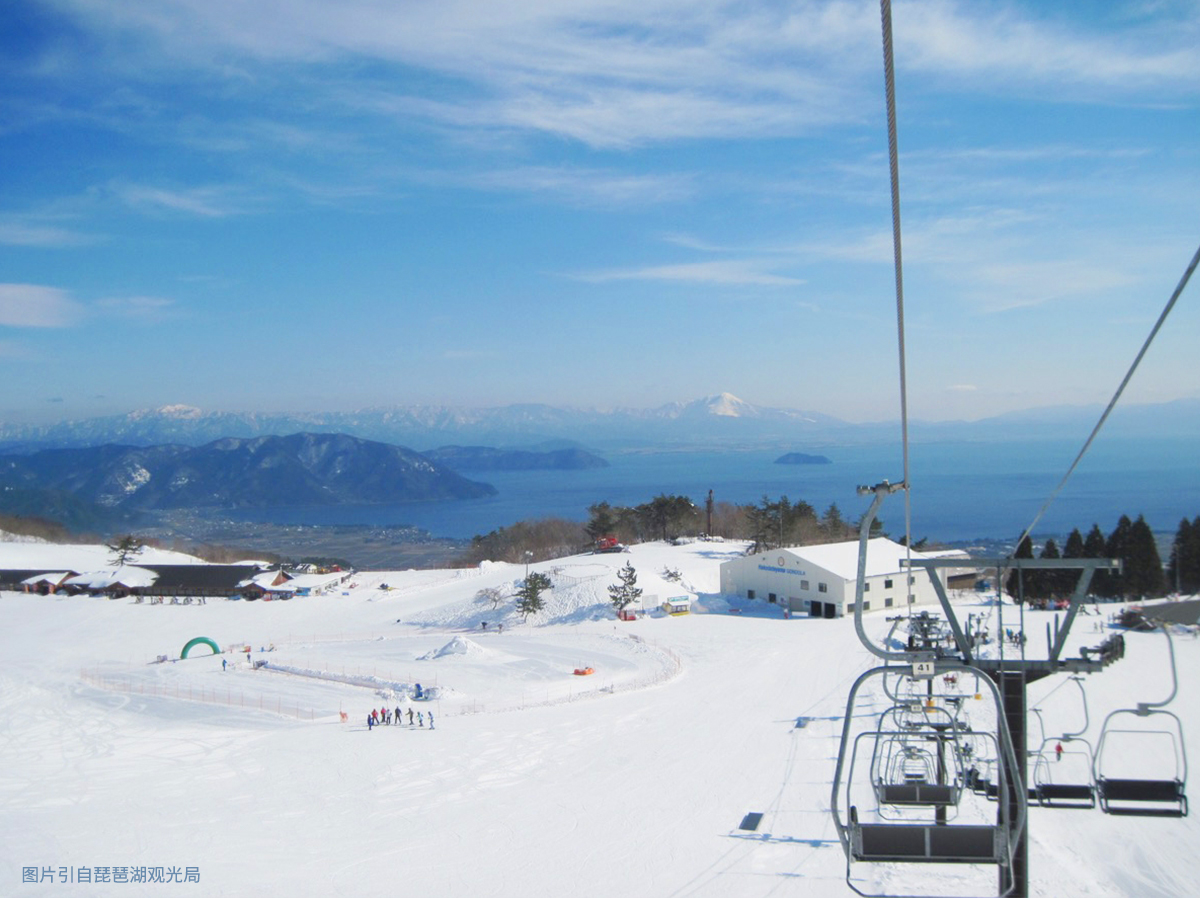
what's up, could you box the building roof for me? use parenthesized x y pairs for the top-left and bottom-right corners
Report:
(20, 572), (74, 585)
(140, 564), (263, 592)
(65, 565), (159, 590)
(776, 538), (950, 581)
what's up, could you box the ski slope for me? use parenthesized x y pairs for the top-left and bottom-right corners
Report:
(1, 538), (1197, 897)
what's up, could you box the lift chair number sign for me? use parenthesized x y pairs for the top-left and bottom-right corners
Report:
(912, 661), (935, 678)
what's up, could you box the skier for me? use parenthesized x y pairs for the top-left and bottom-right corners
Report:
(222, 658), (227, 671)
(429, 711), (435, 730)
(367, 713), (374, 731)
(1055, 742), (1063, 762)
(418, 711), (424, 728)
(395, 705), (402, 725)
(408, 708), (414, 725)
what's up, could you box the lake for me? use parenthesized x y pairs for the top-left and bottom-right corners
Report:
(226, 436), (1200, 544)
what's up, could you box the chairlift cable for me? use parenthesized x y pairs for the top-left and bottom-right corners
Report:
(880, 0), (914, 613)
(1013, 241), (1200, 553)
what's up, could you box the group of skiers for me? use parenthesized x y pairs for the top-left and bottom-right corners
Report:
(366, 705), (433, 731)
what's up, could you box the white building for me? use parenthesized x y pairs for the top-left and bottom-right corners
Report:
(719, 538), (970, 618)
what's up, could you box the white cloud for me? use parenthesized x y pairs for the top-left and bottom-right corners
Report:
(0, 284), (84, 327)
(574, 260), (803, 286)
(0, 218), (93, 248)
(50, 0), (1199, 153)
(94, 296), (179, 322)
(111, 182), (248, 217)
(465, 166), (694, 206)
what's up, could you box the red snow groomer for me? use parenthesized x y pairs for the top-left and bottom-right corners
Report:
(593, 535), (626, 554)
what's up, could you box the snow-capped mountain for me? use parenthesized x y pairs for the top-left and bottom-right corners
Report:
(0, 394), (847, 452)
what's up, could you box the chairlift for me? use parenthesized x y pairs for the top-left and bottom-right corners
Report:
(1028, 677), (1097, 809)
(1093, 626), (1189, 817)
(869, 708), (967, 816)
(832, 665), (1026, 896)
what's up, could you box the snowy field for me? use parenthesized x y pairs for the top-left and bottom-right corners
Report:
(2, 538), (1198, 897)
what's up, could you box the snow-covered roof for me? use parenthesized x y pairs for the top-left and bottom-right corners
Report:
(776, 538), (945, 581)
(21, 572), (74, 585)
(287, 572), (350, 591)
(64, 566), (159, 590)
(237, 570), (295, 590)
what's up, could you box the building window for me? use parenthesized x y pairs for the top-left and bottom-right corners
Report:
(768, 593), (777, 604)
(863, 582), (871, 592)
(908, 594), (916, 604)
(846, 603), (855, 613)
(747, 589), (755, 599)
(863, 601), (870, 610)
(801, 580), (809, 590)
(884, 579), (894, 589)
(818, 582), (828, 593)
(885, 597), (894, 607)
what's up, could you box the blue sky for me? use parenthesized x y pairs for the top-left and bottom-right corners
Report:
(1, 0), (1197, 425)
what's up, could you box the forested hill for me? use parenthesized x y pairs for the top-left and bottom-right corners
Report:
(0, 433), (496, 512)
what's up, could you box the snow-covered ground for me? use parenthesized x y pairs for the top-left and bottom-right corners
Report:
(2, 538), (1197, 897)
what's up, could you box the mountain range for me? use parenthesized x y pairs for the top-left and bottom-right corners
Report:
(1, 393), (1197, 454)
(0, 433), (495, 517)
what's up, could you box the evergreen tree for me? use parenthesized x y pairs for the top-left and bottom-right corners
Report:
(1006, 535), (1034, 601)
(821, 503), (848, 540)
(106, 534), (145, 567)
(515, 572), (552, 620)
(747, 496), (773, 554)
(607, 562), (643, 612)
(1083, 524), (1110, 597)
(1037, 537), (1062, 599)
(585, 502), (617, 541)
(1167, 516), (1200, 595)
(1124, 515), (1165, 599)
(1102, 515), (1135, 598)
(1063, 528), (1085, 559)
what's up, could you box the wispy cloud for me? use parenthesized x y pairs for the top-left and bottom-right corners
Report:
(94, 295), (179, 322)
(0, 284), (84, 327)
(574, 260), (803, 287)
(0, 217), (94, 248)
(51, 0), (1200, 153)
(466, 166), (694, 207)
(110, 182), (251, 217)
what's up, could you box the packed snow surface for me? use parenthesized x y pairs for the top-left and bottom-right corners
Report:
(2, 538), (1198, 897)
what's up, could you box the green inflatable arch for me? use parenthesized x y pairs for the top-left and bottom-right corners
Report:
(181, 637), (221, 659)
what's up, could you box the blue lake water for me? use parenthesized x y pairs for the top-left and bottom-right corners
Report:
(229, 437), (1199, 542)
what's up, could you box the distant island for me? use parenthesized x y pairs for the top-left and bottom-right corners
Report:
(423, 445), (610, 472)
(774, 452), (832, 465)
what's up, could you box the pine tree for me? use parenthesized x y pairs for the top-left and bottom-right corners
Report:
(106, 534), (145, 567)
(1167, 516), (1200, 595)
(1124, 515), (1165, 599)
(585, 502), (617, 541)
(608, 562), (643, 612)
(1006, 535), (1034, 601)
(1103, 515), (1135, 598)
(1083, 524), (1110, 597)
(515, 572), (552, 620)
(1037, 538), (1062, 599)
